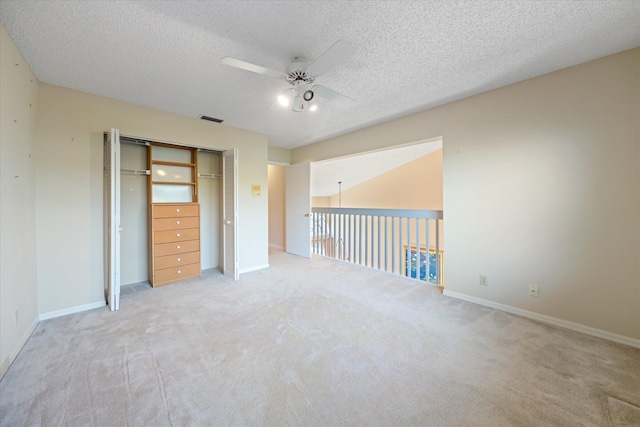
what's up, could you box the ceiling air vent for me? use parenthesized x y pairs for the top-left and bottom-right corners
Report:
(200, 115), (223, 123)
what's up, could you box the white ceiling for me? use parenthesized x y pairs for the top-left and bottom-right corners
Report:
(311, 140), (442, 197)
(1, 1), (639, 149)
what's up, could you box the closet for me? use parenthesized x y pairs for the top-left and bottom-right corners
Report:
(118, 136), (222, 288)
(148, 143), (201, 287)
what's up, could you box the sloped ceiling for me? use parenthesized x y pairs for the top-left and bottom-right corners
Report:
(1, 1), (638, 149)
(311, 140), (442, 197)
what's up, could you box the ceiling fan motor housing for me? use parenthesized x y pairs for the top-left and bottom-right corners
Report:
(285, 57), (315, 85)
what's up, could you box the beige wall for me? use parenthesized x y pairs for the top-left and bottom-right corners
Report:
(268, 146), (291, 165)
(327, 151), (443, 209)
(0, 25), (39, 378)
(268, 165), (285, 249)
(293, 48), (640, 342)
(311, 197), (331, 207)
(35, 84), (269, 314)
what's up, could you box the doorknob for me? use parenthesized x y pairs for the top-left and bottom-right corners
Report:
(304, 213), (310, 217)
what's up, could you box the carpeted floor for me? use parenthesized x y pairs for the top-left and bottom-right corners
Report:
(1, 250), (639, 426)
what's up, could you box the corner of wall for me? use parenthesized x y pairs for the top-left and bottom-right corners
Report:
(0, 317), (38, 380)
(0, 23), (40, 379)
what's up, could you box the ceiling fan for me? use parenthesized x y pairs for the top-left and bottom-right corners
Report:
(222, 40), (356, 112)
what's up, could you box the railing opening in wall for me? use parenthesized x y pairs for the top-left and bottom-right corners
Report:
(311, 208), (444, 286)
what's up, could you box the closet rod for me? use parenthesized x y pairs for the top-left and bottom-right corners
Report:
(121, 168), (151, 175)
(197, 148), (222, 154)
(198, 173), (221, 179)
(120, 138), (150, 147)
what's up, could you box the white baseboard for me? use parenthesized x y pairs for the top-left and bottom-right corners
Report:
(239, 264), (270, 274)
(269, 244), (284, 250)
(442, 289), (640, 350)
(39, 300), (106, 321)
(0, 316), (39, 380)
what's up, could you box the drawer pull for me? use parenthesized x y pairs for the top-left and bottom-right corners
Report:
(176, 208), (180, 212)
(176, 233), (181, 237)
(177, 245), (181, 249)
(177, 270), (181, 274)
(177, 258), (181, 262)
(176, 221), (180, 225)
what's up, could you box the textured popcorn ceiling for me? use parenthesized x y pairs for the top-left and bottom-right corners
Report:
(1, 1), (639, 149)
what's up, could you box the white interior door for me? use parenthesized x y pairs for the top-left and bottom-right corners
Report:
(285, 162), (311, 258)
(105, 128), (121, 311)
(222, 149), (239, 280)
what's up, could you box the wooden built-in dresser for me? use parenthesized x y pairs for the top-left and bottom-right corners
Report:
(148, 142), (201, 288)
(150, 203), (201, 287)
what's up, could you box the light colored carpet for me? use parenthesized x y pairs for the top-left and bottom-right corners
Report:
(1, 250), (639, 426)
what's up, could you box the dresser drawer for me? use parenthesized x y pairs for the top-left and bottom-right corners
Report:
(154, 240), (200, 257)
(154, 216), (199, 231)
(153, 204), (199, 219)
(154, 251), (200, 270)
(154, 262), (200, 285)
(154, 228), (199, 244)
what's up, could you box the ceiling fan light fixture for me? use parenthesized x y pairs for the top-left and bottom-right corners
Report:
(303, 89), (314, 102)
(292, 94), (303, 112)
(222, 40), (356, 114)
(277, 95), (289, 107)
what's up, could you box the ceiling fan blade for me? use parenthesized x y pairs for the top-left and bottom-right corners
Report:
(221, 57), (285, 79)
(306, 40), (355, 76)
(313, 85), (356, 106)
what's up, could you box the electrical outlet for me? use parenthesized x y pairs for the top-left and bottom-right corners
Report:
(479, 275), (488, 286)
(14, 310), (19, 327)
(528, 284), (539, 297)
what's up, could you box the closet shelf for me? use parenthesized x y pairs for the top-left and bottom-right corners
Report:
(151, 160), (196, 167)
(151, 181), (196, 186)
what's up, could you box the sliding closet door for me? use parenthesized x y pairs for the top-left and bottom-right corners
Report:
(104, 128), (121, 310)
(222, 149), (238, 280)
